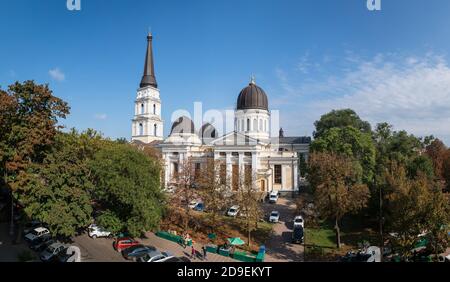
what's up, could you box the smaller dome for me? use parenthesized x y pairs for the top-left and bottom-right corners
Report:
(201, 123), (217, 139)
(170, 116), (195, 135)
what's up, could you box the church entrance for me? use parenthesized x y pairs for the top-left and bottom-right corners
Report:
(260, 179), (265, 192)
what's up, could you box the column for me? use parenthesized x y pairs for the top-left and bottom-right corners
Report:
(226, 152), (232, 186)
(251, 152), (257, 181)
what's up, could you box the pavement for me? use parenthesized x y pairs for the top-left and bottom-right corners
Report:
(262, 197), (304, 262)
(73, 232), (237, 262)
(0, 223), (34, 262)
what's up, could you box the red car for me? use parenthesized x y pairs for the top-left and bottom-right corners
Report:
(113, 237), (140, 252)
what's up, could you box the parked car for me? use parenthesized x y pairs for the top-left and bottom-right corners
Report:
(122, 245), (157, 260)
(268, 191), (278, 203)
(113, 237), (140, 252)
(188, 200), (198, 209)
(293, 215), (304, 228)
(24, 227), (51, 243)
(340, 246), (381, 262)
(193, 202), (204, 212)
(269, 211), (280, 223)
(227, 205), (239, 217)
(40, 242), (66, 262)
(137, 250), (173, 262)
(29, 236), (53, 251)
(24, 220), (45, 235)
(292, 226), (304, 244)
(55, 247), (72, 262)
(88, 224), (112, 239)
(155, 256), (191, 262)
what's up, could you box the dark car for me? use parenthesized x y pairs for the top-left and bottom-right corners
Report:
(56, 247), (73, 262)
(29, 236), (53, 251)
(121, 245), (157, 260)
(292, 226), (304, 244)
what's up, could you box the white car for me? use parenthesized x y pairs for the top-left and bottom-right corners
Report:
(293, 216), (304, 228)
(25, 227), (51, 242)
(227, 205), (239, 217)
(188, 200), (198, 209)
(268, 191), (278, 203)
(137, 250), (173, 262)
(88, 224), (112, 239)
(269, 211), (280, 223)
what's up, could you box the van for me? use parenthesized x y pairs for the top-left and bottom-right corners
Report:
(292, 226), (304, 244)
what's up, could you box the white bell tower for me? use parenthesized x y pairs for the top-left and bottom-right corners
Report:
(132, 32), (164, 143)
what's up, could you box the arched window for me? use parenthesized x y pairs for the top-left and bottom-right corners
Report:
(153, 104), (156, 115)
(139, 123), (144, 136)
(253, 119), (257, 131)
(141, 103), (145, 114)
(247, 119), (250, 131)
(154, 124), (157, 136)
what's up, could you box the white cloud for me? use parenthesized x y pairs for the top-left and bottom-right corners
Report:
(94, 113), (108, 120)
(49, 68), (65, 81)
(276, 52), (450, 144)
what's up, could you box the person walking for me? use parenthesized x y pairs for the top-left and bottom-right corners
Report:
(191, 245), (196, 259)
(202, 246), (207, 260)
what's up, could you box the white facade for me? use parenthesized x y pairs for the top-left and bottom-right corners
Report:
(131, 85), (164, 143)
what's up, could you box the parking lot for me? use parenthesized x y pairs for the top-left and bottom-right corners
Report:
(262, 197), (304, 262)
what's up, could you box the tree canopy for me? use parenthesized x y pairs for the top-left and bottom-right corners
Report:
(313, 109), (372, 139)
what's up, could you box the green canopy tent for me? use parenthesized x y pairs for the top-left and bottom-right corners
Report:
(227, 237), (245, 246)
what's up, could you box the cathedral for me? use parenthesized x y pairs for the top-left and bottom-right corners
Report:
(131, 33), (311, 195)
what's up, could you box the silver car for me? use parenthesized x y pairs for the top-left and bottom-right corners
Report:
(40, 242), (65, 262)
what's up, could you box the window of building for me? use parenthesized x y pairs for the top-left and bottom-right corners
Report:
(220, 164), (227, 185)
(139, 123), (144, 136)
(173, 163), (179, 180)
(195, 163), (201, 179)
(219, 152), (226, 157)
(244, 164), (252, 185)
(154, 124), (157, 136)
(153, 104), (156, 115)
(141, 103), (145, 114)
(253, 119), (257, 131)
(247, 119), (250, 131)
(232, 152), (239, 157)
(232, 165), (239, 191)
(274, 165), (282, 184)
(244, 152), (252, 157)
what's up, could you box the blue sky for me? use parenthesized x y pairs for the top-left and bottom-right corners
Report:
(1, 0), (450, 143)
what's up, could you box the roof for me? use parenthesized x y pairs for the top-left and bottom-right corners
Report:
(236, 79), (268, 111)
(271, 136), (312, 145)
(34, 227), (48, 232)
(140, 33), (158, 88)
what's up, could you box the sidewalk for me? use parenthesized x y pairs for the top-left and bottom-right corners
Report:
(142, 232), (237, 262)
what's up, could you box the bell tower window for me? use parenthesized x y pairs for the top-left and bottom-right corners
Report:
(154, 124), (157, 136)
(139, 123), (144, 136)
(153, 104), (156, 115)
(141, 103), (145, 114)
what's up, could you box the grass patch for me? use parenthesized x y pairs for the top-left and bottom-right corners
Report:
(304, 215), (379, 260)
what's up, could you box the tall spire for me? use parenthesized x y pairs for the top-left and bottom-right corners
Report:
(140, 31), (158, 88)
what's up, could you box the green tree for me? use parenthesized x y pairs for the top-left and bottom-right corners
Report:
(313, 109), (371, 139)
(381, 162), (449, 260)
(308, 152), (370, 248)
(425, 139), (448, 180)
(311, 126), (376, 184)
(89, 143), (164, 237)
(13, 131), (98, 237)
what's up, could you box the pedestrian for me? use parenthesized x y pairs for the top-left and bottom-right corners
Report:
(191, 245), (196, 259)
(202, 246), (207, 260)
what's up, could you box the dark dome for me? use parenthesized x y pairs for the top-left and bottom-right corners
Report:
(201, 123), (217, 139)
(170, 116), (195, 135)
(237, 81), (268, 111)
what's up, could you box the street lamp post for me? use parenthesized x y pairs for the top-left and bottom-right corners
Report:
(9, 191), (14, 236)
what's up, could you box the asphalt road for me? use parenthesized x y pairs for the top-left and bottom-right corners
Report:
(262, 197), (304, 262)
